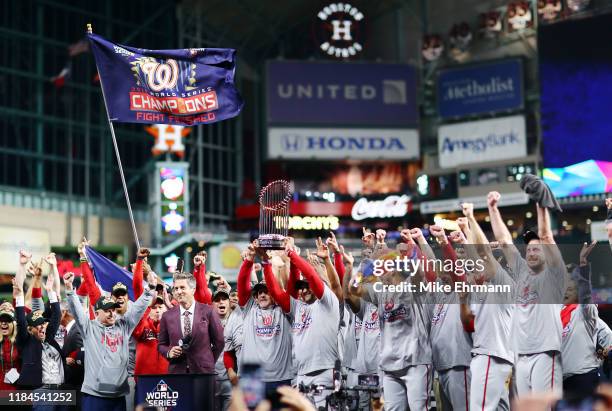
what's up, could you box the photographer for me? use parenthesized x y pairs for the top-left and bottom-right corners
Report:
(157, 272), (224, 374)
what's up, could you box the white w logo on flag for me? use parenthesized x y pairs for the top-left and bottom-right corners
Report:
(140, 59), (179, 92)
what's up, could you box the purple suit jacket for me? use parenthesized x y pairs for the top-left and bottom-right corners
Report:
(158, 301), (224, 374)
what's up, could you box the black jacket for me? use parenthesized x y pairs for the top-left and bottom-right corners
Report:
(62, 322), (84, 387)
(15, 300), (67, 388)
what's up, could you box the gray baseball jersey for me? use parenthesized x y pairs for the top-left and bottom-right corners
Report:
(561, 304), (599, 378)
(354, 300), (381, 374)
(425, 287), (472, 371)
(240, 299), (294, 382)
(470, 263), (515, 364)
(510, 250), (565, 354)
(364, 282), (431, 372)
(290, 285), (340, 375)
(341, 306), (359, 369)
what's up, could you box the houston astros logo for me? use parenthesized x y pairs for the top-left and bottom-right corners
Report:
(140, 59), (179, 92)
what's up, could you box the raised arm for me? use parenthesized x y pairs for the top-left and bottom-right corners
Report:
(63, 272), (90, 337)
(536, 204), (566, 272)
(287, 248), (325, 300)
(287, 260), (300, 299)
(43, 252), (62, 300)
(256, 248), (290, 313)
(327, 232), (346, 285)
(28, 264), (44, 312)
(340, 246), (360, 314)
(463, 203), (498, 281)
(315, 237), (343, 300)
(15, 250), (31, 297)
(81, 244), (101, 304)
(411, 227), (436, 261)
(44, 274), (61, 342)
(132, 248), (149, 300)
(193, 251), (212, 305)
(13, 277), (30, 347)
(124, 271), (156, 333)
(237, 244), (255, 307)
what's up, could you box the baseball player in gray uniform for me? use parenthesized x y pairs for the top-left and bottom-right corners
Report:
(487, 192), (565, 396)
(461, 202), (515, 411)
(343, 252), (380, 410)
(426, 225), (473, 411)
(349, 237), (432, 411)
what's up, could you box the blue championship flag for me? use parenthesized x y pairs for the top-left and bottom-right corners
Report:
(85, 246), (145, 301)
(87, 33), (244, 126)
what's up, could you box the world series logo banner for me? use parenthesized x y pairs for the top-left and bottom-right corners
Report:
(88, 33), (244, 125)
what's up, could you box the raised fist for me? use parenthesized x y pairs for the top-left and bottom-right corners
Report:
(43, 253), (57, 266)
(462, 203), (474, 218)
(429, 225), (445, 238)
(487, 191), (501, 208)
(138, 248), (150, 259)
(375, 229), (387, 245)
(63, 272), (75, 290)
(18, 250), (32, 266)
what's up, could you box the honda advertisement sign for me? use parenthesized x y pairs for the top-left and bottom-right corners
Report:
(437, 59), (523, 118)
(438, 115), (527, 168)
(266, 61), (418, 126)
(268, 127), (419, 160)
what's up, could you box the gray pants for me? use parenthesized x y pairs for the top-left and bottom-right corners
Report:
(516, 351), (562, 396)
(438, 366), (470, 411)
(297, 369), (333, 409)
(470, 355), (512, 411)
(382, 364), (432, 411)
(215, 378), (232, 411)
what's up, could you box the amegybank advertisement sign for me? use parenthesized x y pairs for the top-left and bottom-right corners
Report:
(438, 115), (527, 168)
(268, 127), (419, 160)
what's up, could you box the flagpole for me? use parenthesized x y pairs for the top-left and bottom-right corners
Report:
(87, 23), (141, 250)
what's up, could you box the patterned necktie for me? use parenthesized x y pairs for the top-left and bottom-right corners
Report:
(183, 311), (192, 336)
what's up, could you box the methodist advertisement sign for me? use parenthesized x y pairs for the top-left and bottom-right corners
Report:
(438, 115), (527, 168)
(437, 59), (523, 118)
(268, 127), (419, 160)
(266, 61), (418, 126)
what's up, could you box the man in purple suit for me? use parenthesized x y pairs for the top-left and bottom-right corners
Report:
(158, 272), (224, 374)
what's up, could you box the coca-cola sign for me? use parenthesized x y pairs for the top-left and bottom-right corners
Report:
(351, 195), (411, 220)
